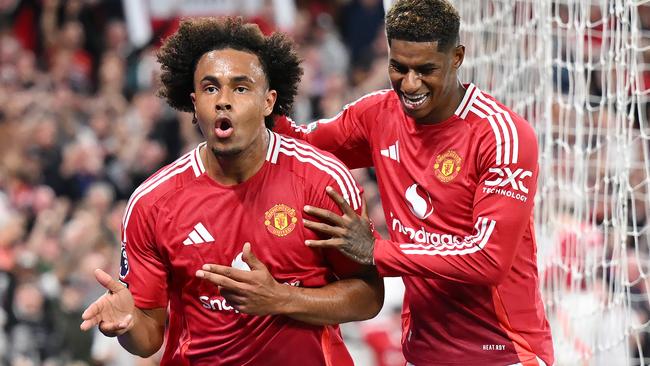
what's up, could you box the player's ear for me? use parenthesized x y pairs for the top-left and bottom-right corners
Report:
(452, 45), (465, 70)
(263, 89), (277, 117)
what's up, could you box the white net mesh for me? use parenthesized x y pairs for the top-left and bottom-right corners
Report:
(452, 1), (650, 364)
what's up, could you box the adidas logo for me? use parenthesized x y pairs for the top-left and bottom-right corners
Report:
(380, 141), (400, 162)
(183, 223), (215, 245)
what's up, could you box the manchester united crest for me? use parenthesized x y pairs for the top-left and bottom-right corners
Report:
(434, 150), (462, 183)
(264, 204), (298, 237)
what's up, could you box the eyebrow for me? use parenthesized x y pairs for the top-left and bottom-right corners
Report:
(390, 59), (437, 69)
(200, 75), (256, 85)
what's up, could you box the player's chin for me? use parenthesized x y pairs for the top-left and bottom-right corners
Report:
(210, 145), (244, 158)
(401, 104), (432, 120)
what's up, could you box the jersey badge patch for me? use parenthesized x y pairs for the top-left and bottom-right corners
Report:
(119, 243), (129, 279)
(264, 204), (298, 237)
(434, 150), (462, 183)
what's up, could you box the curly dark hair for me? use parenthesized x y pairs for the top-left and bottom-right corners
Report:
(157, 17), (302, 128)
(385, 0), (460, 52)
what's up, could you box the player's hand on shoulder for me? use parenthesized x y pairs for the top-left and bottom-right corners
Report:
(303, 186), (375, 265)
(80, 268), (136, 337)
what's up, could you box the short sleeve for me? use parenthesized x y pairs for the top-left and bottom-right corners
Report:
(120, 200), (169, 309)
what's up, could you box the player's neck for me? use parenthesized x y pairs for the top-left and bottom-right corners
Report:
(202, 130), (269, 186)
(415, 83), (466, 125)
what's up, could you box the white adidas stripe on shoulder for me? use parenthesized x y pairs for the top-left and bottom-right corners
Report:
(455, 83), (477, 118)
(456, 85), (520, 165)
(277, 135), (362, 210)
(287, 89), (392, 131)
(399, 217), (496, 256)
(121, 145), (203, 242)
(477, 93), (519, 164)
(266, 130), (282, 163)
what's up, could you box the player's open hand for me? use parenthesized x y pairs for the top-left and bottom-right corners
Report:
(196, 243), (290, 316)
(303, 186), (375, 265)
(80, 269), (135, 337)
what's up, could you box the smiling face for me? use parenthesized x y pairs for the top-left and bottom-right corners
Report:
(388, 39), (464, 124)
(191, 48), (277, 157)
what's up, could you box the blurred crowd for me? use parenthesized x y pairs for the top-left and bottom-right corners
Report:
(0, 0), (404, 365)
(5, 0), (649, 365)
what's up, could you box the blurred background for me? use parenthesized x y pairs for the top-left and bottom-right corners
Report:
(2, 0), (650, 365)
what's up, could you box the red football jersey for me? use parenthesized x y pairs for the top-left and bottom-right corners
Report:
(119, 131), (366, 366)
(275, 84), (554, 366)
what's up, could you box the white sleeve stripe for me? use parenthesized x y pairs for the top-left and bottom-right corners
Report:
(487, 116), (503, 165)
(122, 162), (193, 242)
(460, 85), (480, 119)
(502, 112), (519, 164)
(477, 93), (520, 165)
(401, 247), (482, 256)
(469, 106), (487, 119)
(466, 218), (489, 245)
(190, 146), (201, 177)
(121, 154), (192, 228)
(195, 143), (206, 174)
(271, 131), (282, 163)
(477, 92), (506, 115)
(279, 139), (361, 210)
(463, 217), (496, 249)
(278, 146), (360, 210)
(473, 98), (494, 117)
(454, 83), (476, 117)
(476, 219), (496, 249)
(280, 136), (361, 208)
(266, 130), (276, 161)
(494, 113), (511, 165)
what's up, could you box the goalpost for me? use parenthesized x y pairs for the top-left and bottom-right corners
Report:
(451, 0), (650, 364)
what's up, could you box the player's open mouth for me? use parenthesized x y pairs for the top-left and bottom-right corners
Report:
(215, 117), (233, 139)
(400, 92), (430, 110)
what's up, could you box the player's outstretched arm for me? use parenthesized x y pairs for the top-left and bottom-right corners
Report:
(196, 243), (383, 325)
(80, 269), (167, 357)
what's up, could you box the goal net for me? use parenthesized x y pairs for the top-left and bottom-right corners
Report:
(452, 1), (650, 364)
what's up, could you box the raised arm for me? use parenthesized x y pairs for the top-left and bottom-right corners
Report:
(273, 90), (392, 169)
(371, 123), (538, 284)
(304, 120), (539, 286)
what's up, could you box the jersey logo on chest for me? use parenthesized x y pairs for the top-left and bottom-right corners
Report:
(264, 204), (298, 237)
(433, 150), (463, 183)
(380, 140), (400, 163)
(405, 183), (434, 220)
(182, 222), (215, 245)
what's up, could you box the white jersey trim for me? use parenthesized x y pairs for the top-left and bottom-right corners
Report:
(456, 85), (520, 165)
(266, 130), (282, 163)
(277, 135), (362, 210)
